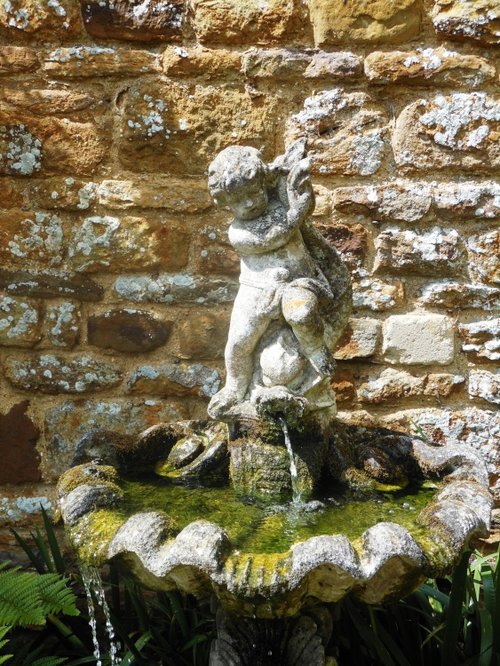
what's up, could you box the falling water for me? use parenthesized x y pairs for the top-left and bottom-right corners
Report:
(279, 417), (301, 504)
(80, 563), (121, 666)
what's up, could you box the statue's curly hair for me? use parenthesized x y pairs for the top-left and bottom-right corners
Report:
(208, 146), (267, 201)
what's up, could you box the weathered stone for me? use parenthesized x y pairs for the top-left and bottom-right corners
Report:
(0, 124), (41, 176)
(97, 177), (211, 212)
(29, 178), (97, 211)
(0, 402), (40, 484)
(358, 369), (464, 404)
(0, 0), (82, 39)
(432, 181), (500, 220)
(0, 211), (64, 269)
(365, 47), (495, 87)
(374, 227), (463, 275)
(193, 225), (240, 276)
(163, 46), (241, 79)
(420, 282), (500, 311)
(352, 278), (405, 311)
(0, 46), (39, 74)
(333, 182), (432, 222)
(308, 0), (421, 45)
(178, 312), (229, 360)
(286, 89), (389, 176)
(81, 0), (184, 42)
(4, 354), (123, 394)
(191, 0), (310, 45)
(43, 46), (160, 77)
(0, 296), (41, 347)
(383, 314), (454, 365)
(68, 216), (189, 273)
(334, 318), (380, 360)
(467, 230), (500, 284)
(127, 362), (221, 398)
(0, 178), (23, 207)
(119, 80), (280, 174)
(88, 309), (172, 353)
(469, 370), (500, 405)
(459, 319), (500, 361)
(0, 87), (96, 116)
(242, 49), (310, 79)
(316, 224), (368, 274)
(45, 303), (80, 349)
(0, 495), (53, 525)
(432, 0), (499, 45)
(331, 367), (356, 404)
(113, 274), (238, 305)
(0, 270), (104, 302)
(304, 51), (362, 78)
(44, 399), (188, 480)
(167, 435), (205, 469)
(393, 93), (500, 171)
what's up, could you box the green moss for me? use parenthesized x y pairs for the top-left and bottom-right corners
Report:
(57, 464), (119, 496)
(69, 508), (126, 565)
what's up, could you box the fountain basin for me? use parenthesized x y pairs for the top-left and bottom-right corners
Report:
(58, 419), (492, 619)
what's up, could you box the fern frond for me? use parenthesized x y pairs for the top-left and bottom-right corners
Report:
(0, 570), (45, 626)
(31, 658), (68, 666)
(0, 625), (12, 664)
(36, 575), (79, 618)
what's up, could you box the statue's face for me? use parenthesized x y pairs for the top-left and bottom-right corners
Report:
(225, 177), (268, 220)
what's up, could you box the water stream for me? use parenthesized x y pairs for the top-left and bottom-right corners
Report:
(279, 417), (301, 504)
(80, 563), (121, 666)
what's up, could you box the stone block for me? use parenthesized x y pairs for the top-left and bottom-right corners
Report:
(334, 318), (380, 360)
(113, 274), (238, 305)
(352, 278), (405, 311)
(467, 230), (500, 284)
(0, 46), (39, 74)
(374, 227), (462, 275)
(357, 368), (464, 404)
(382, 314), (455, 365)
(420, 282), (500, 311)
(393, 93), (500, 171)
(242, 49), (310, 79)
(304, 51), (362, 79)
(286, 89), (389, 176)
(45, 303), (80, 349)
(191, 0), (310, 45)
(119, 80), (280, 174)
(0, 495), (53, 526)
(0, 0), (82, 39)
(0, 402), (40, 484)
(469, 370), (500, 405)
(163, 46), (242, 79)
(308, 0), (421, 45)
(127, 362), (221, 398)
(0, 87), (96, 116)
(331, 367), (356, 404)
(81, 0), (184, 42)
(459, 319), (500, 361)
(365, 47), (495, 87)
(0, 211), (64, 269)
(315, 224), (368, 274)
(0, 296), (41, 347)
(44, 399), (188, 480)
(88, 309), (172, 353)
(0, 270), (104, 302)
(97, 177), (211, 211)
(43, 46), (161, 77)
(432, 181), (500, 220)
(4, 354), (123, 394)
(178, 312), (229, 360)
(28, 178), (97, 211)
(432, 0), (499, 44)
(333, 182), (432, 222)
(193, 226), (240, 276)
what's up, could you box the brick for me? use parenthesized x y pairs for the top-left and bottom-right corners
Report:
(420, 282), (500, 311)
(88, 309), (172, 353)
(316, 224), (368, 274)
(81, 0), (184, 42)
(0, 296), (41, 347)
(0, 46), (39, 74)
(4, 354), (123, 394)
(365, 47), (495, 87)
(469, 369), (500, 405)
(178, 312), (229, 360)
(45, 303), (80, 349)
(459, 319), (500, 362)
(0, 87), (96, 115)
(0, 0), (82, 40)
(467, 230), (500, 284)
(308, 0), (421, 45)
(43, 46), (161, 77)
(67, 215), (190, 273)
(286, 89), (389, 176)
(0, 402), (40, 484)
(331, 367), (356, 404)
(333, 182), (432, 222)
(163, 46), (241, 79)
(383, 314), (455, 365)
(432, 181), (500, 220)
(191, 0), (310, 45)
(0, 211), (64, 269)
(119, 80), (280, 174)
(0, 270), (104, 302)
(242, 49), (310, 79)
(374, 227), (463, 276)
(97, 177), (211, 212)
(393, 93), (500, 171)
(432, 0), (499, 45)
(334, 318), (380, 360)
(127, 362), (221, 398)
(304, 51), (362, 78)
(357, 368), (464, 404)
(44, 398), (188, 480)
(352, 278), (405, 311)
(113, 274), (238, 305)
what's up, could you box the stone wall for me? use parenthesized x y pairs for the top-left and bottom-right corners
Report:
(0, 0), (498, 538)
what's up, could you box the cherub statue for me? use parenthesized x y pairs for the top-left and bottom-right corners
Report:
(207, 140), (351, 422)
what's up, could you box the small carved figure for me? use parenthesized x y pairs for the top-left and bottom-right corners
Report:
(207, 141), (351, 422)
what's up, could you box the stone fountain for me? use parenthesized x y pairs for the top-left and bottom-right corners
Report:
(58, 141), (492, 665)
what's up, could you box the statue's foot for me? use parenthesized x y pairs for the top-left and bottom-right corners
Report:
(207, 387), (239, 420)
(308, 346), (336, 379)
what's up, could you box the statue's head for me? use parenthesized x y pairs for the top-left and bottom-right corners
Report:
(208, 145), (269, 220)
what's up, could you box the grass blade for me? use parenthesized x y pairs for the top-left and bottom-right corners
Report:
(441, 551), (470, 666)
